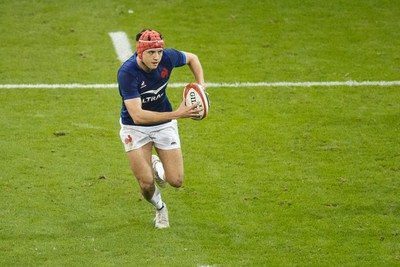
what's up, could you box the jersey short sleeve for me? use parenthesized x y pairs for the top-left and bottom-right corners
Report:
(118, 71), (140, 100)
(167, 48), (187, 68)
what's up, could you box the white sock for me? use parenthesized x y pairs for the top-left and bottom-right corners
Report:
(150, 186), (163, 209)
(155, 161), (165, 181)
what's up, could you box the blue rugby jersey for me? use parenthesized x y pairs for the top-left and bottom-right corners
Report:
(118, 48), (187, 126)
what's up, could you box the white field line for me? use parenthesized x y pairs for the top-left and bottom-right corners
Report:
(0, 81), (400, 89)
(108, 32), (133, 62)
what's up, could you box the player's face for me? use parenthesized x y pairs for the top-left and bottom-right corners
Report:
(142, 48), (163, 70)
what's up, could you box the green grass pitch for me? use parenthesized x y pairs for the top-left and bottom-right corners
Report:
(1, 0), (399, 266)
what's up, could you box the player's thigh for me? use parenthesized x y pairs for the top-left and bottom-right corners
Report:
(155, 148), (184, 184)
(126, 142), (154, 185)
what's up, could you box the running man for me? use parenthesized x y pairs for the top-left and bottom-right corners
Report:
(117, 29), (205, 228)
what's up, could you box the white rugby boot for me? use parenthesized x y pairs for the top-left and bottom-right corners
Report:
(152, 155), (167, 188)
(154, 203), (170, 229)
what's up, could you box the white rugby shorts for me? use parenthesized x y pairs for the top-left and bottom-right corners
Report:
(119, 119), (181, 152)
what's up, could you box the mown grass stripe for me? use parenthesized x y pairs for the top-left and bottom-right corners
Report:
(0, 81), (399, 89)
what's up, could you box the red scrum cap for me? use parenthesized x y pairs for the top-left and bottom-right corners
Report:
(136, 30), (165, 60)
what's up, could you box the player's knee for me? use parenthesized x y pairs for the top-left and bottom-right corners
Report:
(138, 179), (154, 198)
(140, 181), (153, 191)
(167, 174), (183, 188)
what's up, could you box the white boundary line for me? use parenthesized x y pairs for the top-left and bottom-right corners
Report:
(108, 32), (133, 63)
(0, 81), (399, 89)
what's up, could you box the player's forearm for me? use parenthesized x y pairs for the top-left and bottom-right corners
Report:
(185, 53), (205, 87)
(189, 62), (205, 87)
(129, 100), (200, 124)
(130, 110), (180, 125)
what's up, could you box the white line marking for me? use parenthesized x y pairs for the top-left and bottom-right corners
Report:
(0, 81), (399, 89)
(108, 32), (133, 62)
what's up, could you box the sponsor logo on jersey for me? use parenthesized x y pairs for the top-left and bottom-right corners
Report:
(140, 81), (168, 104)
(142, 93), (164, 104)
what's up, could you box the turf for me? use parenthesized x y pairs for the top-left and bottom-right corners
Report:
(1, 0), (400, 266)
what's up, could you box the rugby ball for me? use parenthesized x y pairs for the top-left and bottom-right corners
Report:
(183, 83), (210, 120)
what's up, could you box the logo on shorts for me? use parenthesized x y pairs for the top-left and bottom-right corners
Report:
(124, 135), (133, 144)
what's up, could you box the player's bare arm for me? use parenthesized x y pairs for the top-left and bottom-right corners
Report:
(183, 52), (205, 88)
(124, 97), (201, 125)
